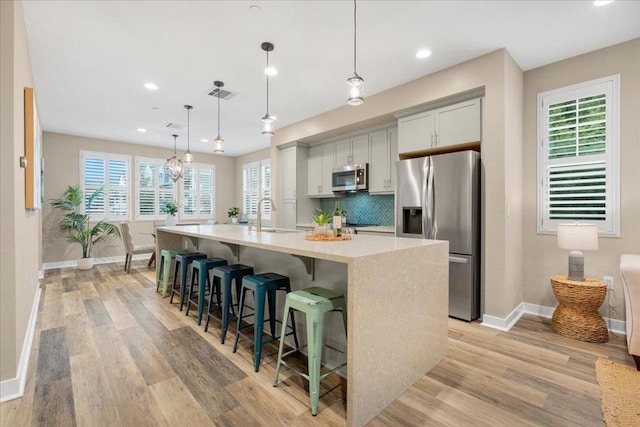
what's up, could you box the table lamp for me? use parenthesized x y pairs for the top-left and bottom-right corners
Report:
(557, 223), (599, 282)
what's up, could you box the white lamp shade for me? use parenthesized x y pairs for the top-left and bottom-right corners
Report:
(557, 224), (599, 251)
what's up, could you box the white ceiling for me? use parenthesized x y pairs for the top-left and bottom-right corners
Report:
(22, 0), (640, 157)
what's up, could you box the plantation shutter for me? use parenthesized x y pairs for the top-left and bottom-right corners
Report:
(136, 157), (176, 220)
(182, 163), (215, 219)
(261, 161), (271, 218)
(80, 151), (130, 220)
(538, 75), (619, 235)
(243, 162), (259, 217)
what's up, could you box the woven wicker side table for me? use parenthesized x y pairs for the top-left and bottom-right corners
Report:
(551, 275), (608, 343)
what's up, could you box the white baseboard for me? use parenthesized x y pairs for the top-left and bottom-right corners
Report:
(481, 303), (525, 331)
(0, 286), (42, 403)
(481, 302), (626, 335)
(43, 254), (149, 271)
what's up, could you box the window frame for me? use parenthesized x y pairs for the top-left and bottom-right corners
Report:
(79, 150), (131, 221)
(134, 156), (177, 221)
(181, 162), (215, 220)
(536, 74), (620, 236)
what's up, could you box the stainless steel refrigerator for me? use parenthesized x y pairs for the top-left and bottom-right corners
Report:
(395, 150), (480, 321)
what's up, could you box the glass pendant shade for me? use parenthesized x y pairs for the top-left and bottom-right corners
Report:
(347, 74), (364, 106)
(213, 136), (224, 153)
(261, 114), (275, 136)
(165, 133), (184, 182)
(183, 150), (193, 163)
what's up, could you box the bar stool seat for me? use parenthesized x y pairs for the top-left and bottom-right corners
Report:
(273, 286), (347, 416)
(185, 257), (228, 325)
(156, 248), (189, 297)
(232, 273), (299, 372)
(169, 252), (208, 309)
(205, 264), (255, 343)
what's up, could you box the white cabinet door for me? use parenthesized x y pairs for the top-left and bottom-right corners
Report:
(388, 127), (398, 191)
(280, 147), (296, 200)
(398, 110), (435, 154)
(368, 130), (389, 194)
(435, 98), (481, 148)
(321, 144), (334, 196)
(334, 138), (350, 166)
(350, 134), (369, 166)
(307, 145), (323, 197)
(281, 199), (297, 229)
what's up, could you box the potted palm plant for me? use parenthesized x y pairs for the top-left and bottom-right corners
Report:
(50, 185), (121, 270)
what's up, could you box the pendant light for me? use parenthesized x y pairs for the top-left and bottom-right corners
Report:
(212, 81), (224, 153)
(346, 0), (364, 106)
(183, 105), (194, 163)
(164, 134), (184, 182)
(261, 42), (276, 136)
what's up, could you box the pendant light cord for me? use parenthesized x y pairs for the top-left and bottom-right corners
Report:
(173, 134), (177, 155)
(266, 50), (270, 115)
(217, 88), (221, 137)
(353, 0), (357, 75)
(187, 108), (190, 151)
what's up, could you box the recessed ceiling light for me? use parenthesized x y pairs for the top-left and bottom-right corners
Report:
(265, 66), (278, 76)
(144, 82), (159, 90)
(416, 49), (432, 59)
(137, 128), (147, 133)
(249, 4), (262, 12)
(152, 107), (160, 110)
(201, 138), (209, 142)
(594, 0), (613, 5)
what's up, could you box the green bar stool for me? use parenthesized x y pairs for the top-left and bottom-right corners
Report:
(185, 257), (228, 325)
(273, 287), (347, 416)
(170, 252), (208, 310)
(206, 264), (255, 344)
(156, 249), (188, 297)
(232, 273), (299, 372)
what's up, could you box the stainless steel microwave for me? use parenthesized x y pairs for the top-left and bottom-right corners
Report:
(332, 164), (368, 192)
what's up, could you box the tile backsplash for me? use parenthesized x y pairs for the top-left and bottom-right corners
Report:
(319, 192), (395, 226)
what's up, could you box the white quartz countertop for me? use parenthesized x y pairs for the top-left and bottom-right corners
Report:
(158, 224), (445, 263)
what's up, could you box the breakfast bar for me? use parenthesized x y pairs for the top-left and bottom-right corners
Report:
(156, 224), (449, 426)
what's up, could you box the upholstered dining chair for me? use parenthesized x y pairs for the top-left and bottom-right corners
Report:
(120, 222), (155, 274)
(620, 254), (640, 370)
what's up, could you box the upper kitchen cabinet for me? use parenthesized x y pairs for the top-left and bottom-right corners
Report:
(307, 144), (334, 197)
(398, 98), (481, 155)
(280, 146), (298, 200)
(335, 134), (369, 166)
(369, 127), (398, 194)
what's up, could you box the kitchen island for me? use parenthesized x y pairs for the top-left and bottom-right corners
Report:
(156, 224), (448, 426)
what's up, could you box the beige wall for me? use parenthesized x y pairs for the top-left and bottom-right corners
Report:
(233, 147), (271, 221)
(523, 39), (640, 320)
(0, 0), (41, 382)
(272, 49), (525, 319)
(42, 132), (236, 263)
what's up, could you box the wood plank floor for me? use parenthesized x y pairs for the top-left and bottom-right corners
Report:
(0, 261), (634, 426)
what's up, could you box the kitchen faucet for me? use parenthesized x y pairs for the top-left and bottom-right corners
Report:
(256, 197), (276, 232)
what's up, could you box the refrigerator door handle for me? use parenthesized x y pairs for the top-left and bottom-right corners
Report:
(449, 256), (469, 263)
(423, 157), (436, 239)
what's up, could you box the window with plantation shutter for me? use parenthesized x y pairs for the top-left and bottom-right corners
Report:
(537, 75), (619, 236)
(135, 157), (176, 220)
(242, 159), (271, 220)
(182, 163), (215, 220)
(80, 151), (130, 220)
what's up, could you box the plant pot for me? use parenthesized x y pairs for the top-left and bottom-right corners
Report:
(165, 214), (177, 226)
(231, 217), (238, 224)
(314, 224), (330, 236)
(77, 257), (94, 270)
